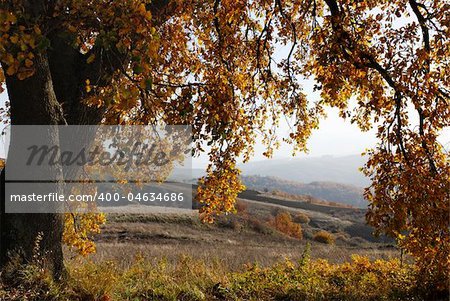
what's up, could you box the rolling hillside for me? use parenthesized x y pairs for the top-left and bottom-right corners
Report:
(190, 155), (370, 208)
(242, 175), (366, 208)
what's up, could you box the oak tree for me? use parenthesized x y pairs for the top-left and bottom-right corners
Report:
(0, 0), (448, 287)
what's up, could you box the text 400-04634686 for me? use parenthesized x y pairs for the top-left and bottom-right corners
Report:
(96, 192), (185, 202)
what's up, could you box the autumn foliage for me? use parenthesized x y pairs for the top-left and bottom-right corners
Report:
(1, 254), (442, 301)
(63, 213), (106, 256)
(269, 211), (303, 239)
(313, 230), (335, 244)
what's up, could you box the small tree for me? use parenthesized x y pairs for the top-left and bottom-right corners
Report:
(270, 212), (303, 239)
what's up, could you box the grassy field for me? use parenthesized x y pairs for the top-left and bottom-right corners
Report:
(82, 192), (400, 269)
(3, 191), (440, 300)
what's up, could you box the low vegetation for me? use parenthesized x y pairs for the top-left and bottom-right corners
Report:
(268, 211), (303, 239)
(1, 251), (445, 301)
(0, 200), (446, 300)
(313, 230), (335, 244)
(293, 212), (310, 224)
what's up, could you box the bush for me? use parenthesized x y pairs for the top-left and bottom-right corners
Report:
(269, 212), (302, 239)
(293, 212), (310, 224)
(226, 256), (421, 301)
(217, 216), (244, 231)
(313, 230), (335, 244)
(334, 232), (350, 243)
(229, 219), (244, 231)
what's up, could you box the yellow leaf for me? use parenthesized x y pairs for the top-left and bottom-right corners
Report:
(86, 79), (91, 92)
(24, 58), (33, 68)
(10, 35), (19, 44)
(5, 54), (14, 65)
(138, 3), (147, 16)
(87, 54), (96, 64)
(6, 64), (16, 76)
(6, 13), (17, 24)
(17, 70), (33, 80)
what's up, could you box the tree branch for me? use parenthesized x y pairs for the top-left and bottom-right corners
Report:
(409, 0), (438, 174)
(409, 0), (430, 52)
(323, 0), (409, 161)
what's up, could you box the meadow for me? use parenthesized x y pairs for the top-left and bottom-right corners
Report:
(2, 193), (443, 301)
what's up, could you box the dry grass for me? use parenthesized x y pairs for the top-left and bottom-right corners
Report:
(85, 197), (400, 270)
(2, 252), (443, 301)
(82, 212), (400, 271)
(1, 198), (432, 301)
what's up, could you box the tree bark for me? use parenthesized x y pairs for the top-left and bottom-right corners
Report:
(0, 52), (66, 279)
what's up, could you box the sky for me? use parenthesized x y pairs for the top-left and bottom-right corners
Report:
(192, 77), (379, 168)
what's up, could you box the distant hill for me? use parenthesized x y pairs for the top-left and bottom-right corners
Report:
(190, 155), (369, 208)
(242, 175), (366, 208)
(238, 155), (370, 187)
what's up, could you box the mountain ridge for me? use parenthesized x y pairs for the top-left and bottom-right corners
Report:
(238, 154), (370, 188)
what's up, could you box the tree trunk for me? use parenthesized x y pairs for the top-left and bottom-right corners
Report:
(0, 52), (66, 279)
(0, 0), (175, 282)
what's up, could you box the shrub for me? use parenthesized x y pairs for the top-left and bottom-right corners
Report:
(293, 212), (310, 224)
(313, 230), (335, 244)
(226, 256), (421, 300)
(229, 219), (244, 231)
(334, 232), (350, 243)
(217, 216), (244, 231)
(269, 212), (302, 239)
